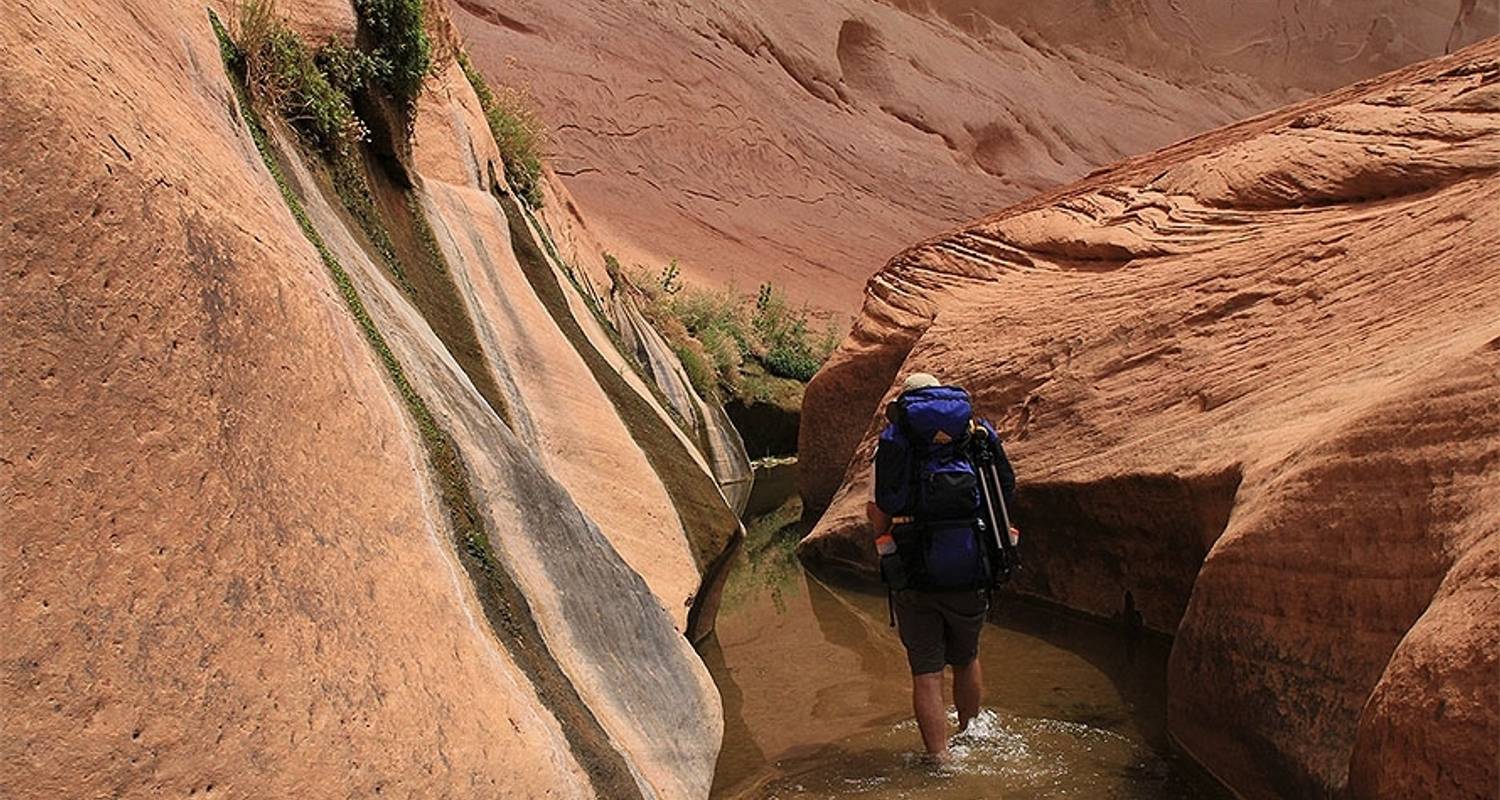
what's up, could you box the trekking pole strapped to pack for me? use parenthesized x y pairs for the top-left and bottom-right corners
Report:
(968, 426), (1019, 582)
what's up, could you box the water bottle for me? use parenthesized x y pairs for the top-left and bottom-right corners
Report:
(877, 534), (907, 590)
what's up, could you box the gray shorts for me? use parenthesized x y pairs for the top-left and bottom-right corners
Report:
(894, 589), (989, 675)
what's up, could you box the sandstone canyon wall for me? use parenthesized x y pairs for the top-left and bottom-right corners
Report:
(453, 0), (1492, 311)
(2, 1), (743, 797)
(887, 0), (1499, 94)
(797, 38), (1500, 799)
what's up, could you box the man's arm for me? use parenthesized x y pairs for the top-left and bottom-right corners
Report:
(868, 444), (895, 556)
(869, 423), (906, 556)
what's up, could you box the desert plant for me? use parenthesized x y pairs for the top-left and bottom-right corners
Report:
(315, 38), (379, 97)
(226, 0), (274, 67)
(630, 265), (839, 396)
(671, 284), (754, 357)
(672, 338), (718, 400)
(353, 0), (431, 101)
(696, 324), (743, 390)
(668, 283), (739, 332)
(603, 251), (624, 286)
(231, 0), (365, 156)
(763, 337), (820, 381)
(814, 319), (843, 362)
(457, 50), (547, 207)
(660, 259), (683, 295)
(752, 283), (834, 381)
(486, 84), (547, 205)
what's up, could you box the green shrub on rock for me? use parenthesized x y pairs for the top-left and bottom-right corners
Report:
(629, 265), (841, 399)
(315, 38), (380, 97)
(753, 283), (827, 381)
(232, 0), (365, 156)
(353, 0), (431, 102)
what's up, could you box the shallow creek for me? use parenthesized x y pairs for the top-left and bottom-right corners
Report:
(704, 463), (1227, 799)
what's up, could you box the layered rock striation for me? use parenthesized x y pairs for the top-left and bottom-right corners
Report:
(453, 0), (1489, 311)
(452, 0), (1276, 311)
(887, 0), (1499, 95)
(797, 38), (1500, 799)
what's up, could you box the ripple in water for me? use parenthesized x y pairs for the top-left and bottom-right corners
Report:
(748, 709), (1186, 799)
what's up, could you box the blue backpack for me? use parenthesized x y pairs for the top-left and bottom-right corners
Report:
(874, 386), (997, 590)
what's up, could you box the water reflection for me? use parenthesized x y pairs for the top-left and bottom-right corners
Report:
(706, 493), (1226, 799)
(746, 709), (1181, 799)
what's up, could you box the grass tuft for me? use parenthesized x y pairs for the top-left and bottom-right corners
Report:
(457, 50), (547, 208)
(753, 282), (838, 382)
(315, 37), (380, 97)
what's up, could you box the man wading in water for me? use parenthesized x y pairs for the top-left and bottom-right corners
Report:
(867, 372), (1019, 762)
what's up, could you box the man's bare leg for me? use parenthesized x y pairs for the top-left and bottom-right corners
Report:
(954, 658), (983, 733)
(912, 671), (950, 760)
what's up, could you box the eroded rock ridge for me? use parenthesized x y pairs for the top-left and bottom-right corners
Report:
(798, 38), (1500, 799)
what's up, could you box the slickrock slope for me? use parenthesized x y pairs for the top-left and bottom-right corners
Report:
(797, 39), (1500, 799)
(452, 0), (1487, 311)
(3, 1), (740, 797)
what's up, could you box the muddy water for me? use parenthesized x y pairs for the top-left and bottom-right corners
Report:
(705, 470), (1227, 799)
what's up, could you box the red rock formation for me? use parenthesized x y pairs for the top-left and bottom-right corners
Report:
(452, 0), (1487, 311)
(2, 1), (739, 797)
(2, 2), (599, 790)
(451, 0), (1277, 311)
(277, 0), (357, 43)
(797, 39), (1500, 799)
(893, 0), (1499, 94)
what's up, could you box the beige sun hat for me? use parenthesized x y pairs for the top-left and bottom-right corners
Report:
(902, 372), (940, 391)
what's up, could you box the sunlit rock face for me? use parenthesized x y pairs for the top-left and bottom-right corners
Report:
(886, 0), (1498, 93)
(796, 39), (1500, 800)
(452, 0), (1486, 312)
(2, 1), (741, 798)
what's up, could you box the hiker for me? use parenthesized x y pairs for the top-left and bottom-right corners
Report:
(867, 372), (1018, 762)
